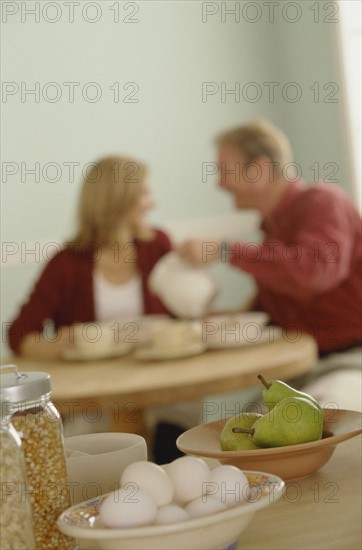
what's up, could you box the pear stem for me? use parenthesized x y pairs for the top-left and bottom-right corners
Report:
(232, 427), (254, 435)
(257, 374), (271, 390)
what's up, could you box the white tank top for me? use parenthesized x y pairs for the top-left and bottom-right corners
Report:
(93, 270), (143, 322)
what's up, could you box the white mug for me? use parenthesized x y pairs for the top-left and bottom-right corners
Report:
(73, 322), (116, 353)
(150, 320), (201, 349)
(149, 252), (218, 319)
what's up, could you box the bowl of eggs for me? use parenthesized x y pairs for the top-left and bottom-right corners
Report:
(57, 457), (284, 550)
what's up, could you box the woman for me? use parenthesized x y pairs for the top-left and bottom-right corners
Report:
(8, 156), (172, 358)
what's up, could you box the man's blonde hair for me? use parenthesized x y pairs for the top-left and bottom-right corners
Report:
(216, 118), (293, 177)
(69, 156), (150, 250)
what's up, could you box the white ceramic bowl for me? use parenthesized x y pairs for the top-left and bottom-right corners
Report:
(57, 470), (284, 550)
(65, 433), (147, 504)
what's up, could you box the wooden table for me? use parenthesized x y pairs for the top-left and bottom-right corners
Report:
(237, 435), (362, 549)
(5, 334), (317, 432)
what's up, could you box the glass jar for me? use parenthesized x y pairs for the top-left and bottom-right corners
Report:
(0, 399), (36, 550)
(0, 365), (76, 550)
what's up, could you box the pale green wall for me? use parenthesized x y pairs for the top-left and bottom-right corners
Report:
(1, 1), (353, 359)
(269, 10), (352, 195)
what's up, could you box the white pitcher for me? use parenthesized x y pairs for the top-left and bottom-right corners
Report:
(149, 252), (218, 319)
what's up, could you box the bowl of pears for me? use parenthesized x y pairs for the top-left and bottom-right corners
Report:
(177, 375), (362, 480)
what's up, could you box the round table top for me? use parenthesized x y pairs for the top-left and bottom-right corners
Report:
(6, 333), (317, 408)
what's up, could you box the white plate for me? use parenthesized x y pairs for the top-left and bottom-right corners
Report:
(133, 341), (207, 361)
(62, 342), (133, 361)
(206, 327), (283, 349)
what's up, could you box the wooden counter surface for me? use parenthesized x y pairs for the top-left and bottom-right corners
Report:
(237, 436), (362, 550)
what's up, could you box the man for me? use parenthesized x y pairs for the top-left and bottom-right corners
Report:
(179, 119), (362, 355)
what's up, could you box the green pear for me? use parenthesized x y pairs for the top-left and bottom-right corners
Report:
(258, 374), (322, 412)
(220, 412), (262, 451)
(234, 397), (324, 447)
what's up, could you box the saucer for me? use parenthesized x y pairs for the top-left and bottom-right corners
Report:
(62, 342), (133, 361)
(133, 341), (207, 361)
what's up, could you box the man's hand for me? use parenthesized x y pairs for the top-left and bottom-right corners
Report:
(177, 239), (222, 266)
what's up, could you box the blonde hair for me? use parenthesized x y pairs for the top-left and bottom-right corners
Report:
(216, 118), (293, 177)
(69, 156), (151, 250)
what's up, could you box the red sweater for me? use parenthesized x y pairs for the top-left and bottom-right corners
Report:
(8, 229), (172, 353)
(229, 181), (362, 353)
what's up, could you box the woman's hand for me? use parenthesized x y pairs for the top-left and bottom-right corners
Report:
(177, 239), (222, 266)
(18, 326), (75, 360)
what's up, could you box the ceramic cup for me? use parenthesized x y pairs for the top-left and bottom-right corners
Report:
(202, 312), (270, 347)
(149, 252), (218, 319)
(72, 322), (116, 354)
(149, 320), (200, 350)
(65, 432), (147, 504)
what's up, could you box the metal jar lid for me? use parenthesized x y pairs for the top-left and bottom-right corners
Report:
(0, 365), (51, 403)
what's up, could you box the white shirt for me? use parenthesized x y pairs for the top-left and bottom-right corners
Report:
(93, 270), (143, 322)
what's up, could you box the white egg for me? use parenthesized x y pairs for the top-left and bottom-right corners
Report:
(185, 495), (227, 518)
(155, 504), (190, 525)
(99, 487), (157, 528)
(208, 465), (249, 507)
(120, 461), (173, 507)
(166, 456), (211, 504)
